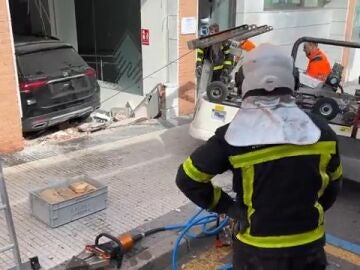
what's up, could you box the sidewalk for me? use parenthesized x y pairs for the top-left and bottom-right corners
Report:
(0, 119), (226, 269)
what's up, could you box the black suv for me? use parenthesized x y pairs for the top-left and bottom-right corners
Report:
(14, 36), (100, 132)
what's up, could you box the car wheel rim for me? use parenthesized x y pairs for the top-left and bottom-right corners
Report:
(320, 104), (333, 116)
(211, 87), (222, 98)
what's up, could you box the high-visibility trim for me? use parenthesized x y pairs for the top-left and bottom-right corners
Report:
(213, 65), (224, 71)
(318, 154), (331, 198)
(242, 166), (255, 222)
(315, 154), (331, 226)
(196, 48), (204, 54)
(224, 60), (233, 65)
(314, 202), (324, 225)
(196, 57), (203, 62)
(229, 142), (336, 168)
(237, 226), (325, 248)
(183, 157), (213, 183)
(223, 49), (231, 54)
(208, 186), (222, 210)
(330, 164), (343, 181)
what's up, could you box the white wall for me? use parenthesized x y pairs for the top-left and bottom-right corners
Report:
(141, 0), (179, 118)
(236, 0), (348, 71)
(140, 0), (178, 95)
(325, 0), (349, 40)
(48, 0), (78, 50)
(164, 0), (180, 118)
(165, 0), (179, 85)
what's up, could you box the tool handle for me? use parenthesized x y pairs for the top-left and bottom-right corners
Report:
(95, 233), (122, 248)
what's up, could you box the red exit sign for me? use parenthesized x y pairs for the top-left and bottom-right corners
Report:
(141, 29), (150, 45)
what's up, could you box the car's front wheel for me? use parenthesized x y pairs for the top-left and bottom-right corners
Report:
(312, 97), (340, 121)
(206, 81), (228, 103)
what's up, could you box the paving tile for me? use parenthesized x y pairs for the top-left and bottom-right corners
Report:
(0, 124), (229, 269)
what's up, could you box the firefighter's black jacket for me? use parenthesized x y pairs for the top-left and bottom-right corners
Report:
(196, 41), (233, 71)
(176, 113), (342, 255)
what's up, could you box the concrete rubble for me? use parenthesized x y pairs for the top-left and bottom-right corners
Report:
(78, 85), (163, 133)
(22, 85), (165, 145)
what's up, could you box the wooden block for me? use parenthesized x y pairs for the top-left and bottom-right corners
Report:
(39, 189), (64, 204)
(69, 181), (97, 194)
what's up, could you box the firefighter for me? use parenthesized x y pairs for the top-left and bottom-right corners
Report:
(304, 42), (331, 81)
(196, 23), (233, 82)
(176, 44), (342, 270)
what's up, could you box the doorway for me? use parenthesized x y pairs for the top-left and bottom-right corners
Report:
(198, 0), (236, 36)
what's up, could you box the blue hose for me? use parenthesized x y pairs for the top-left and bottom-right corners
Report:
(164, 208), (229, 270)
(217, 264), (233, 270)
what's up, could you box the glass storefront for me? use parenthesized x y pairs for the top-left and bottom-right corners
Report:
(74, 0), (143, 95)
(10, 0), (144, 96)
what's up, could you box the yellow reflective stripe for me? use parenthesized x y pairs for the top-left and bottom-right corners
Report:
(182, 157), (213, 183)
(318, 154), (331, 198)
(196, 48), (204, 54)
(237, 225), (325, 248)
(213, 65), (224, 71)
(315, 202), (324, 225)
(316, 154), (331, 226)
(330, 164), (343, 181)
(229, 142), (336, 168)
(223, 49), (231, 54)
(224, 60), (232, 65)
(196, 57), (203, 62)
(208, 186), (222, 210)
(242, 166), (255, 222)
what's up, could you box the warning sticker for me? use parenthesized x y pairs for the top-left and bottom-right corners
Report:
(211, 109), (226, 122)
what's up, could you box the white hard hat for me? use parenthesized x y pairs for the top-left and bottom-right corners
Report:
(241, 44), (295, 98)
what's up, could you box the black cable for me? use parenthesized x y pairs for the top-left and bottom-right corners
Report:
(131, 227), (167, 243)
(144, 227), (167, 237)
(100, 50), (194, 105)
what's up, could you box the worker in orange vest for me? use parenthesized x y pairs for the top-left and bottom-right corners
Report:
(240, 39), (256, 52)
(234, 39), (256, 65)
(303, 42), (331, 81)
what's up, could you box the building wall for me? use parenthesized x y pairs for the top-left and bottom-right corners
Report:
(140, 0), (167, 93)
(178, 0), (197, 115)
(0, 0), (24, 153)
(235, 0), (349, 70)
(140, 0), (180, 118)
(344, 0), (359, 82)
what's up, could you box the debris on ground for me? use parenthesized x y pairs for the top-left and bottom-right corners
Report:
(77, 110), (112, 133)
(77, 122), (108, 133)
(24, 86), (164, 143)
(46, 129), (81, 141)
(92, 110), (112, 122)
(181, 245), (232, 270)
(111, 102), (135, 121)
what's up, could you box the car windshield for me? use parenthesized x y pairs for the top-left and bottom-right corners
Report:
(17, 47), (88, 78)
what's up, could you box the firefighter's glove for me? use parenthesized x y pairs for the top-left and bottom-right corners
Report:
(220, 68), (230, 84)
(226, 204), (249, 234)
(196, 65), (202, 78)
(221, 68), (229, 77)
